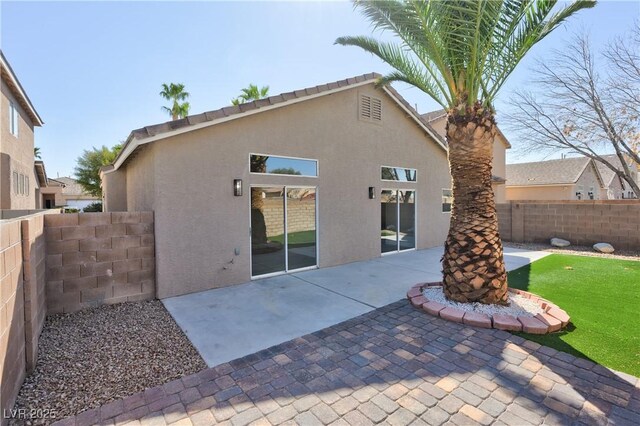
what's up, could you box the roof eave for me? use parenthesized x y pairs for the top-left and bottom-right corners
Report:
(0, 51), (44, 127)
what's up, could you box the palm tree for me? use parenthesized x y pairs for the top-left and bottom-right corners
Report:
(232, 84), (270, 105)
(160, 83), (190, 120)
(337, 0), (595, 305)
(34, 147), (41, 159)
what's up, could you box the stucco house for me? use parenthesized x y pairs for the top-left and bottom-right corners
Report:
(1, 51), (44, 210)
(506, 157), (605, 201)
(595, 154), (638, 199)
(102, 73), (460, 298)
(421, 109), (510, 203)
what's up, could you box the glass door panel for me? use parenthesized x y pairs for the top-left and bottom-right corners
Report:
(286, 188), (317, 271)
(381, 190), (398, 253)
(251, 187), (285, 276)
(398, 191), (416, 251)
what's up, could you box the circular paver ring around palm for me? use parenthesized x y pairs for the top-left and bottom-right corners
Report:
(407, 282), (570, 334)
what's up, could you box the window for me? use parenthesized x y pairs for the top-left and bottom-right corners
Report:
(19, 174), (25, 195)
(9, 101), (19, 136)
(250, 154), (317, 177)
(442, 189), (453, 213)
(25, 177), (29, 196)
(13, 171), (19, 194)
(381, 166), (417, 182)
(360, 94), (382, 122)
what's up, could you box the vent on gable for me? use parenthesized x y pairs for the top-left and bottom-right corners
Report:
(360, 94), (382, 123)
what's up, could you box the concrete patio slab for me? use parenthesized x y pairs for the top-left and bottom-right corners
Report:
(164, 246), (549, 367)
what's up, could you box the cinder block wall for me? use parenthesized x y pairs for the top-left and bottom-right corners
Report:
(0, 219), (26, 422)
(497, 200), (640, 249)
(21, 214), (47, 372)
(45, 212), (155, 313)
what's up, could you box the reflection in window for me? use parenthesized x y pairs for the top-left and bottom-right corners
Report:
(250, 154), (317, 177)
(442, 189), (453, 213)
(381, 166), (416, 182)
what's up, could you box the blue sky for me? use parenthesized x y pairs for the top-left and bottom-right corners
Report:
(2, 1), (638, 177)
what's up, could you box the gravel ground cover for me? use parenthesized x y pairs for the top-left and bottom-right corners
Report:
(422, 286), (544, 317)
(12, 300), (206, 425)
(504, 241), (640, 261)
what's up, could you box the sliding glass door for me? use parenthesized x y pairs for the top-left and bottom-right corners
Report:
(381, 189), (415, 253)
(251, 186), (317, 277)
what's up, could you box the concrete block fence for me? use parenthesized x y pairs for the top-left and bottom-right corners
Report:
(0, 211), (155, 425)
(497, 200), (640, 250)
(44, 212), (155, 314)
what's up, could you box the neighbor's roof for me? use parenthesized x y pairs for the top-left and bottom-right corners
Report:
(594, 154), (629, 187)
(506, 157), (595, 186)
(420, 109), (512, 149)
(109, 73), (446, 172)
(0, 50), (43, 126)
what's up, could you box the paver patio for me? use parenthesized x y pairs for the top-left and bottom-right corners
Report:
(164, 247), (549, 367)
(54, 300), (639, 426)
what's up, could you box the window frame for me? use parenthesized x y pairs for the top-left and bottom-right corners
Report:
(249, 153), (318, 178)
(442, 188), (453, 214)
(380, 165), (417, 183)
(9, 101), (19, 137)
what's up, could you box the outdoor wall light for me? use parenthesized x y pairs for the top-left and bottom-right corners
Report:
(369, 186), (376, 199)
(234, 179), (243, 196)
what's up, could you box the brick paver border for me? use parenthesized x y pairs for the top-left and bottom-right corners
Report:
(407, 283), (570, 334)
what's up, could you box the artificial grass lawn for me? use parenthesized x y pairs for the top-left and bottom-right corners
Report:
(507, 254), (640, 377)
(269, 230), (316, 245)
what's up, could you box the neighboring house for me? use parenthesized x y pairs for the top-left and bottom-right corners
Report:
(39, 176), (99, 209)
(1, 50), (44, 209)
(594, 154), (639, 199)
(421, 109), (511, 203)
(506, 157), (605, 201)
(102, 73), (453, 298)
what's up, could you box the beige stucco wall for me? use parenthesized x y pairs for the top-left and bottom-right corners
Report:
(110, 84), (452, 298)
(102, 169), (127, 212)
(574, 162), (602, 200)
(428, 114), (508, 203)
(507, 162), (604, 201)
(1, 79), (36, 210)
(506, 185), (574, 201)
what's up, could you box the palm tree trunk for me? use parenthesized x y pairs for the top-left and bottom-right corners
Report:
(442, 111), (508, 305)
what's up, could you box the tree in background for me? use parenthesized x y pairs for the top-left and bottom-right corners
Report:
(34, 147), (41, 159)
(336, 0), (594, 304)
(74, 144), (122, 197)
(160, 83), (190, 120)
(506, 25), (640, 196)
(232, 84), (270, 105)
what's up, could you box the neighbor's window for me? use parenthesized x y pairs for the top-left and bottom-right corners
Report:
(442, 189), (453, 213)
(250, 154), (317, 177)
(13, 171), (19, 194)
(25, 177), (29, 196)
(9, 101), (19, 136)
(381, 166), (417, 182)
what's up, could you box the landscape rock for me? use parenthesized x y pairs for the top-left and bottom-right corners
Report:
(550, 238), (570, 247)
(593, 242), (615, 253)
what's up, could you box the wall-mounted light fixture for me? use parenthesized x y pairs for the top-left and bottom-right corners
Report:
(234, 179), (243, 196)
(369, 186), (376, 199)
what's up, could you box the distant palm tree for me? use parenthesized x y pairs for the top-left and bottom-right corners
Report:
(160, 83), (190, 120)
(232, 84), (270, 105)
(336, 0), (594, 305)
(34, 147), (41, 159)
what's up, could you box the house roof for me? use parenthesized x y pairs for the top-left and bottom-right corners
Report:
(506, 157), (596, 186)
(34, 160), (49, 188)
(594, 154), (629, 187)
(0, 50), (43, 126)
(420, 109), (512, 149)
(108, 73), (446, 172)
